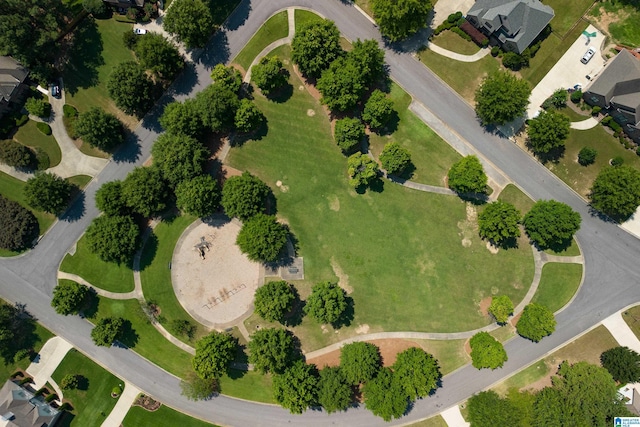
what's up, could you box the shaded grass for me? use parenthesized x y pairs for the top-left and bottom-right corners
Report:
(498, 184), (535, 213)
(544, 238), (581, 256)
(532, 262), (583, 312)
(294, 9), (324, 33)
(123, 405), (217, 427)
(232, 11), (289, 71)
(0, 321), (53, 382)
(13, 120), (62, 168)
(430, 31), (481, 55)
(542, 0), (595, 36)
(51, 349), (122, 427)
(66, 175), (92, 188)
(489, 325), (516, 343)
(406, 415), (449, 427)
(0, 171), (55, 237)
(60, 233), (135, 293)
(219, 369), (274, 403)
(557, 105), (590, 122)
(412, 339), (470, 375)
(623, 305), (640, 342)
(492, 359), (549, 395)
(229, 45), (535, 335)
(368, 84), (461, 186)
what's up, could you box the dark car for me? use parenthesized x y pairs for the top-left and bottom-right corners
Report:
(51, 84), (61, 98)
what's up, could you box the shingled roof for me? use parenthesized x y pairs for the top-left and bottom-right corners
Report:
(0, 381), (60, 427)
(0, 56), (28, 104)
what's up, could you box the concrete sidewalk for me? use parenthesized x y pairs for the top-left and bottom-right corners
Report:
(26, 336), (73, 389)
(602, 311), (640, 354)
(441, 405), (470, 427)
(100, 382), (141, 427)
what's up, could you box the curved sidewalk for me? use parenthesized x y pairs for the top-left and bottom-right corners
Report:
(570, 117), (598, 130)
(426, 43), (491, 62)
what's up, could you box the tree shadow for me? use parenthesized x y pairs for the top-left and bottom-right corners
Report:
(331, 296), (355, 329)
(80, 289), (100, 320)
(117, 320), (139, 348)
(111, 133), (142, 163)
(232, 120), (269, 147)
(391, 162), (416, 181)
(56, 411), (75, 427)
(0, 304), (38, 364)
(59, 192), (85, 222)
(536, 238), (574, 254)
(222, 0), (251, 30)
(199, 32), (231, 70)
(61, 17), (104, 96)
(368, 177), (385, 193)
(528, 143), (565, 164)
(282, 288), (305, 328)
(266, 82), (293, 104)
(137, 231), (158, 272)
(225, 366), (247, 381)
(489, 236), (519, 250)
(457, 192), (489, 205)
(588, 205), (621, 223)
(76, 375), (89, 391)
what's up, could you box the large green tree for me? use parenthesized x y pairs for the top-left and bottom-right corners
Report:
(475, 71), (530, 125)
(159, 100), (204, 137)
(317, 367), (352, 414)
(0, 195), (39, 251)
(478, 201), (521, 246)
(163, 0), (213, 48)
(522, 200), (581, 249)
(91, 317), (124, 347)
(85, 215), (140, 264)
(488, 295), (514, 324)
(121, 166), (169, 218)
(95, 181), (128, 216)
(334, 117), (365, 154)
(253, 280), (295, 323)
(447, 155), (488, 194)
(107, 61), (155, 117)
(248, 328), (299, 374)
(363, 367), (408, 421)
(0, 139), (34, 169)
(234, 99), (265, 134)
(51, 281), (89, 316)
(468, 390), (521, 427)
(195, 83), (240, 133)
(469, 331), (508, 369)
(340, 342), (381, 385)
(590, 165), (640, 220)
(74, 107), (124, 151)
(236, 214), (288, 263)
(347, 152), (380, 189)
(392, 347), (441, 400)
(291, 20), (343, 79)
(317, 56), (365, 113)
(210, 64), (243, 94)
(371, 0), (432, 41)
(379, 142), (412, 176)
(192, 331), (237, 379)
(24, 172), (74, 215)
(251, 56), (287, 96)
(516, 303), (556, 342)
(600, 346), (640, 384)
(151, 133), (209, 188)
(348, 39), (386, 88)
(304, 281), (348, 325)
(273, 361), (319, 414)
(527, 110), (571, 156)
(175, 175), (221, 218)
(83, 0), (106, 15)
(362, 89), (395, 131)
(221, 172), (271, 220)
(134, 32), (184, 81)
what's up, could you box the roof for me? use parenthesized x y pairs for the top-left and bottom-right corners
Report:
(103, 0), (145, 8)
(467, 0), (554, 53)
(0, 57), (28, 104)
(0, 381), (59, 427)
(586, 50), (640, 115)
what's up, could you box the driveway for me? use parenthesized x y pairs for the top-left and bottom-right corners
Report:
(527, 24), (606, 118)
(432, 0), (476, 27)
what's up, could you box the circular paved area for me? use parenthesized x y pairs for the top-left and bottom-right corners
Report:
(171, 217), (262, 329)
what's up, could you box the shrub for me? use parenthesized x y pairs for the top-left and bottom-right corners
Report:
(447, 11), (463, 23)
(0, 196), (39, 251)
(491, 46), (500, 56)
(14, 114), (28, 127)
(379, 142), (412, 175)
(362, 89), (395, 131)
(447, 155), (488, 194)
(570, 90), (582, 104)
(63, 105), (78, 118)
(550, 89), (568, 108)
(592, 106), (602, 115)
(611, 156), (624, 167)
(36, 122), (52, 135)
(60, 374), (79, 390)
(334, 117), (364, 154)
(123, 30), (138, 50)
(25, 98), (50, 118)
(578, 147), (597, 166)
(502, 52), (528, 70)
(0, 139), (35, 168)
(13, 349), (31, 363)
(112, 385), (122, 396)
(44, 394), (57, 403)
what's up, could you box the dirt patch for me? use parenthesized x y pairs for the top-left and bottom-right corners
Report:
(133, 394), (161, 411)
(355, 324), (370, 334)
(593, 7), (630, 34)
(464, 338), (472, 356)
(328, 195), (340, 211)
(510, 310), (523, 327)
(331, 257), (353, 294)
(221, 165), (243, 181)
(307, 338), (423, 369)
(457, 203), (478, 247)
(486, 241), (499, 254)
(307, 109), (316, 116)
(275, 180), (289, 192)
(522, 369), (553, 393)
(479, 296), (492, 317)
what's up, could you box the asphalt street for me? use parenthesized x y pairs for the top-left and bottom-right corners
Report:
(1, 0), (640, 425)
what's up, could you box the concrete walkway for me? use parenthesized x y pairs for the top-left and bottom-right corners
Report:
(26, 337), (73, 390)
(440, 405), (470, 427)
(100, 382), (141, 427)
(621, 206), (640, 240)
(57, 271), (139, 300)
(602, 311), (640, 354)
(570, 117), (599, 130)
(427, 43), (491, 63)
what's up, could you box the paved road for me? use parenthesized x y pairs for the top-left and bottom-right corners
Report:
(1, 1), (640, 426)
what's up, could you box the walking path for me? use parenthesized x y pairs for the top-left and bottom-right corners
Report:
(602, 311), (640, 354)
(57, 271), (139, 300)
(440, 406), (470, 427)
(426, 44), (491, 62)
(100, 382), (141, 427)
(26, 337), (73, 390)
(570, 117), (599, 130)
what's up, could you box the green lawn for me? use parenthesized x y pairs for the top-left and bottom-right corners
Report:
(229, 45), (535, 336)
(542, 0), (594, 36)
(368, 84), (461, 186)
(232, 11), (289, 71)
(0, 319), (53, 382)
(407, 415), (449, 427)
(532, 262), (583, 312)
(67, 175), (93, 189)
(623, 305), (640, 342)
(591, 1), (640, 47)
(60, 233), (135, 293)
(294, 9), (324, 33)
(498, 184), (535, 214)
(412, 339), (469, 375)
(219, 369), (274, 403)
(13, 120), (62, 168)
(430, 31), (481, 55)
(492, 359), (549, 395)
(51, 349), (122, 427)
(123, 405), (217, 427)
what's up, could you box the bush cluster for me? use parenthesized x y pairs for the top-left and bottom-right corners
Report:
(0, 195), (39, 251)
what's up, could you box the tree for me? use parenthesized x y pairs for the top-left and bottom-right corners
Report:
(121, 166), (169, 218)
(550, 88), (568, 108)
(151, 133), (209, 187)
(469, 331), (508, 369)
(236, 214), (288, 263)
(304, 281), (347, 324)
(91, 317), (124, 347)
(25, 98), (50, 118)
(210, 64), (243, 94)
(317, 56), (365, 113)
(195, 83), (240, 133)
(192, 331), (237, 379)
(340, 342), (381, 385)
(590, 165), (640, 220)
(317, 367), (352, 414)
(477, 201), (521, 246)
(348, 39), (386, 87)
(134, 32), (184, 81)
(24, 172), (74, 214)
(248, 328), (299, 374)
(163, 0), (213, 48)
(379, 142), (412, 175)
(578, 147), (597, 166)
(74, 107), (124, 151)
(334, 117), (365, 154)
(51, 281), (88, 316)
(371, 0), (432, 42)
(516, 303), (556, 342)
(527, 110), (570, 155)
(0, 195), (39, 251)
(253, 280), (295, 323)
(107, 61), (155, 117)
(175, 175), (221, 218)
(83, 0), (106, 15)
(95, 181), (128, 216)
(447, 155), (488, 194)
(221, 172), (271, 221)
(291, 20), (343, 79)
(347, 152), (379, 189)
(251, 56), (287, 96)
(600, 346), (640, 384)
(522, 200), (581, 249)
(273, 361), (318, 414)
(169, 319), (196, 340)
(475, 71), (530, 125)
(468, 390), (521, 427)
(180, 372), (218, 401)
(363, 367), (408, 421)
(85, 215), (140, 264)
(234, 99), (265, 134)
(159, 100), (204, 137)
(392, 347), (441, 400)
(0, 139), (34, 168)
(488, 295), (514, 324)
(362, 89), (395, 130)
(60, 374), (80, 390)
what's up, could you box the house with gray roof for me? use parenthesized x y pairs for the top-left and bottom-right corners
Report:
(0, 380), (60, 427)
(466, 0), (554, 54)
(583, 49), (640, 144)
(0, 56), (29, 120)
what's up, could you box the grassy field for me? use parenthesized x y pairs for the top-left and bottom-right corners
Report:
(52, 349), (122, 427)
(430, 31), (481, 55)
(219, 369), (274, 403)
(407, 415), (449, 427)
(229, 45), (535, 336)
(543, 0), (594, 36)
(123, 405), (217, 427)
(0, 321), (53, 382)
(294, 9), (324, 33)
(532, 262), (583, 313)
(623, 305), (640, 341)
(13, 120), (62, 168)
(368, 84), (461, 186)
(232, 11), (288, 72)
(60, 234), (135, 293)
(590, 1), (640, 47)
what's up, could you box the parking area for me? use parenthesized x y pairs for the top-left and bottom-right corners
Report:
(527, 24), (607, 118)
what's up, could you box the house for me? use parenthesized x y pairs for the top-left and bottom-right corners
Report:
(619, 383), (640, 415)
(466, 0), (554, 54)
(0, 380), (60, 427)
(0, 56), (29, 121)
(103, 0), (145, 9)
(583, 49), (640, 144)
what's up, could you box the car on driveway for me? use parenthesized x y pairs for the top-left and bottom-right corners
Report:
(50, 84), (60, 98)
(581, 47), (596, 64)
(134, 28), (147, 35)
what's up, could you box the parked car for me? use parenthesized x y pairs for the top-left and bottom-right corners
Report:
(50, 84), (60, 98)
(581, 47), (596, 64)
(133, 28), (147, 35)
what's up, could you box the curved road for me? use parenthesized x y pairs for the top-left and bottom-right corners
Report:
(2, 1), (640, 426)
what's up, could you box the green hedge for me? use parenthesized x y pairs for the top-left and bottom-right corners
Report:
(36, 122), (52, 135)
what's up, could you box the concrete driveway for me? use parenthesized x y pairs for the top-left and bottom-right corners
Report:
(527, 24), (606, 118)
(432, 0), (476, 27)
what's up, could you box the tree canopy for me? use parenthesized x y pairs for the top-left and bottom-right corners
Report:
(291, 20), (343, 79)
(221, 171), (271, 220)
(340, 341), (381, 385)
(91, 317), (124, 347)
(363, 367), (408, 421)
(74, 107), (124, 151)
(273, 361), (319, 414)
(251, 56), (287, 96)
(248, 327), (300, 374)
(24, 172), (74, 215)
(334, 117), (365, 154)
(317, 56), (365, 113)
(600, 346), (640, 384)
(379, 142), (412, 176)
(475, 71), (530, 125)
(210, 64), (243, 94)
(304, 281), (348, 325)
(121, 166), (169, 218)
(488, 295), (514, 324)
(107, 61), (155, 117)
(180, 372), (218, 401)
(163, 0), (213, 48)
(195, 83), (240, 133)
(468, 390), (521, 427)
(392, 347), (441, 400)
(349, 39), (386, 88)
(362, 89), (395, 131)
(347, 152), (380, 189)
(589, 165), (640, 221)
(478, 201), (521, 246)
(175, 175), (221, 218)
(522, 200), (581, 249)
(51, 281), (89, 316)
(253, 280), (295, 323)
(234, 99), (265, 134)
(236, 214), (288, 263)
(447, 155), (488, 194)
(192, 331), (237, 379)
(317, 367), (352, 414)
(151, 133), (209, 188)
(516, 303), (556, 342)
(371, 0), (432, 41)
(134, 32), (184, 81)
(95, 181), (128, 216)
(0, 139), (34, 169)
(85, 214), (140, 264)
(527, 110), (570, 156)
(159, 100), (204, 137)
(0, 195), (39, 251)
(469, 331), (508, 369)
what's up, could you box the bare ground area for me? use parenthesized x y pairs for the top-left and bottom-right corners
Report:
(306, 338), (424, 368)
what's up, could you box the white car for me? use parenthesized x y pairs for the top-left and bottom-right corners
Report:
(581, 47), (596, 64)
(133, 28), (147, 35)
